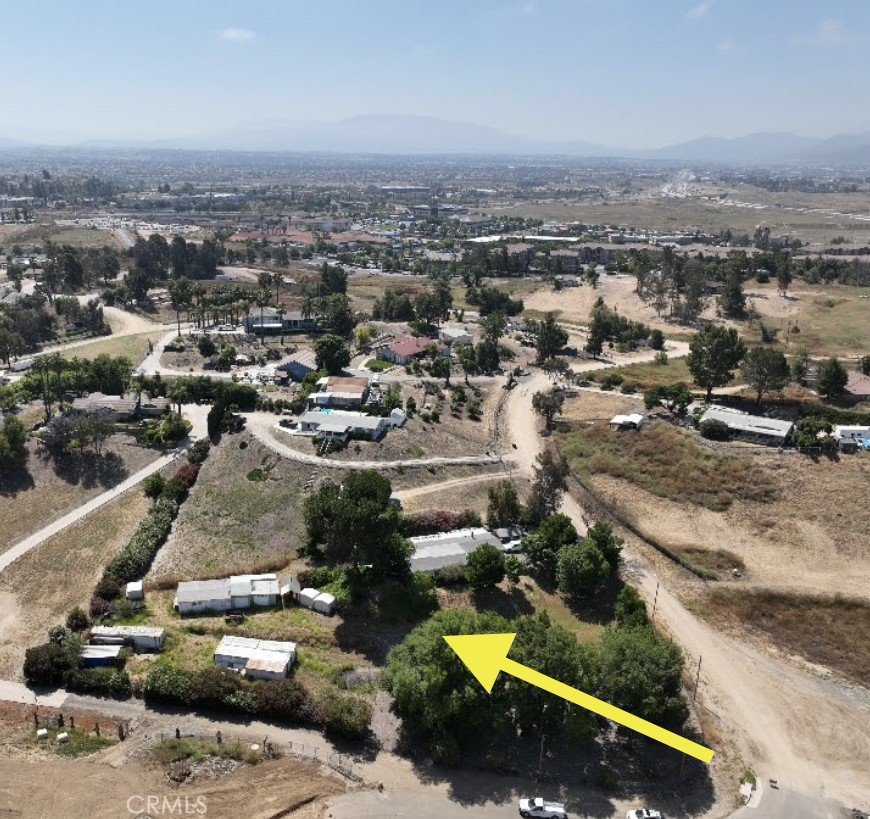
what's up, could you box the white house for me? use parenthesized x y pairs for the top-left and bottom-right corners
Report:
(90, 625), (166, 652)
(439, 327), (473, 347)
(701, 406), (793, 446)
(296, 410), (391, 442)
(174, 574), (280, 614)
(409, 528), (502, 573)
(833, 425), (870, 442)
(214, 635), (296, 681)
(609, 413), (645, 430)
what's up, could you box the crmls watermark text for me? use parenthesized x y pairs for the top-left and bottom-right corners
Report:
(127, 795), (208, 815)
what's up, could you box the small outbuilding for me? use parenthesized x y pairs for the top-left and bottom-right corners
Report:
(80, 644), (123, 668)
(312, 592), (337, 616)
(214, 635), (296, 681)
(125, 581), (144, 601)
(299, 588), (320, 609)
(90, 625), (166, 653)
(609, 413), (645, 430)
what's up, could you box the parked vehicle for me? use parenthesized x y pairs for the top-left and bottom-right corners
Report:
(627, 810), (663, 819)
(519, 797), (568, 819)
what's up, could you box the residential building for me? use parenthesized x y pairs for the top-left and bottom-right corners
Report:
(71, 392), (169, 421)
(701, 407), (793, 446)
(214, 635), (296, 681)
(243, 307), (317, 335)
(296, 409), (391, 442)
(90, 626), (166, 652)
(307, 376), (370, 409)
(409, 528), (502, 573)
(277, 350), (318, 382)
(439, 327), (473, 346)
(378, 336), (435, 365)
(550, 249), (582, 273)
(846, 371), (870, 399)
(174, 574), (280, 615)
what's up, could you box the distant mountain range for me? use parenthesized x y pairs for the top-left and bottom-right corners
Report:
(4, 115), (870, 165)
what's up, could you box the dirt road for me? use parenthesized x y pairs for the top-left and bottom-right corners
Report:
(502, 359), (870, 813)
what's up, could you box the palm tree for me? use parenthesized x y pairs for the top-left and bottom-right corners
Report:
(256, 290), (271, 345)
(276, 305), (286, 346)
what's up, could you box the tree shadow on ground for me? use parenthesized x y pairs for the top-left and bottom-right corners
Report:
(397, 724), (715, 818)
(471, 585), (535, 618)
(0, 463), (35, 497)
(562, 573), (625, 627)
(48, 451), (128, 489)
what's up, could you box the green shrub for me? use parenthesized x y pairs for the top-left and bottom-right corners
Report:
(65, 668), (132, 699)
(66, 607), (90, 632)
(254, 679), (315, 723)
(465, 544), (506, 589)
(699, 418), (730, 441)
(189, 667), (245, 709)
(23, 643), (74, 686)
(101, 497), (178, 585)
(144, 664), (195, 705)
(143, 473), (166, 499)
(315, 690), (372, 741)
(433, 564), (467, 586)
(186, 438), (211, 465)
(299, 566), (343, 588)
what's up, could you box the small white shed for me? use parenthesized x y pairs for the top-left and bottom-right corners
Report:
(390, 408), (407, 427)
(313, 592), (337, 616)
(125, 581), (144, 601)
(299, 588), (320, 609)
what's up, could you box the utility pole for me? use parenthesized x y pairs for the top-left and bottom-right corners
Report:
(652, 580), (660, 620)
(693, 655), (703, 703)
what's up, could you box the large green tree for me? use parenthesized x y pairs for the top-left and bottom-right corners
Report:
(532, 389), (564, 432)
(486, 480), (522, 529)
(314, 334), (351, 374)
(522, 513), (578, 577)
(557, 542), (611, 599)
(525, 448), (569, 526)
(741, 347), (790, 404)
(535, 312), (569, 365)
(465, 544), (506, 589)
(816, 357), (849, 399)
(686, 325), (747, 402)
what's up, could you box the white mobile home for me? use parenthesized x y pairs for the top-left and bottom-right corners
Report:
(214, 635), (296, 681)
(174, 574), (280, 614)
(90, 625), (166, 652)
(409, 528), (502, 573)
(701, 406), (793, 446)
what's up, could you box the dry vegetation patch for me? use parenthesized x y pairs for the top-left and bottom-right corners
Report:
(0, 434), (160, 553)
(556, 422), (778, 511)
(59, 329), (165, 364)
(0, 489), (151, 680)
(698, 588), (870, 687)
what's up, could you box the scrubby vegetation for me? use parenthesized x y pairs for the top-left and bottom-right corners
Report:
(556, 422), (778, 512)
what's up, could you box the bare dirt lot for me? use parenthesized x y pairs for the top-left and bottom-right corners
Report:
(0, 750), (347, 819)
(0, 489), (151, 680)
(0, 432), (160, 555)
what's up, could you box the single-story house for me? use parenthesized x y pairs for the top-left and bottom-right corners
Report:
(277, 350), (318, 382)
(296, 410), (391, 442)
(833, 425), (870, 443)
(243, 307), (317, 335)
(307, 376), (370, 409)
(701, 406), (794, 446)
(846, 371), (870, 399)
(80, 644), (123, 668)
(90, 625), (166, 652)
(409, 528), (502, 573)
(439, 327), (473, 347)
(71, 392), (170, 421)
(174, 574), (280, 615)
(609, 413), (646, 431)
(378, 336), (434, 365)
(214, 635), (296, 681)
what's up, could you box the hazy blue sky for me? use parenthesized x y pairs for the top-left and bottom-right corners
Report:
(4, 0), (869, 148)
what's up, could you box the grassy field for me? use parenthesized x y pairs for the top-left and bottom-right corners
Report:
(59, 330), (166, 364)
(0, 488), (151, 680)
(788, 291), (870, 356)
(696, 589), (870, 687)
(582, 357), (700, 391)
(555, 421), (778, 512)
(0, 435), (160, 553)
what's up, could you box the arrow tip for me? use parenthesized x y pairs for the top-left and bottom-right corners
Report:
(443, 633), (517, 692)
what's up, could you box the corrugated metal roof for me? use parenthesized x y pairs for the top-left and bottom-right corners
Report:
(91, 625), (165, 639)
(702, 407), (793, 437)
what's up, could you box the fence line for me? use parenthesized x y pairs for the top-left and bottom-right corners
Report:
(156, 730), (362, 782)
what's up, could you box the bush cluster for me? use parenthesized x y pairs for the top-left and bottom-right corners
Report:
(92, 449), (207, 615)
(399, 509), (482, 537)
(143, 665), (371, 739)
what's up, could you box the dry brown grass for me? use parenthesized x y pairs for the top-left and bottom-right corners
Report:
(0, 435), (160, 553)
(699, 588), (870, 687)
(59, 330), (165, 364)
(555, 421), (778, 511)
(0, 489), (150, 679)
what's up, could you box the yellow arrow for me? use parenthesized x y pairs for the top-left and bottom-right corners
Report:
(443, 632), (714, 764)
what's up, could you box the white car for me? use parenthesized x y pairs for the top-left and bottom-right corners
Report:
(627, 810), (663, 819)
(519, 797), (568, 819)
